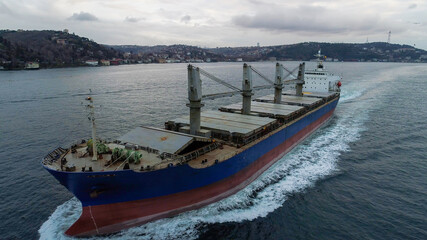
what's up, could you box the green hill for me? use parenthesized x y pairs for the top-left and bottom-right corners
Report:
(0, 30), (120, 69)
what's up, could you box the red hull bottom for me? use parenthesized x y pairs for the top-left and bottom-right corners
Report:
(66, 108), (335, 236)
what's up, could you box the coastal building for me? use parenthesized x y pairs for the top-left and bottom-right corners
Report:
(100, 60), (110, 66)
(56, 39), (67, 45)
(85, 60), (98, 66)
(166, 59), (181, 63)
(110, 60), (120, 65)
(25, 62), (40, 70)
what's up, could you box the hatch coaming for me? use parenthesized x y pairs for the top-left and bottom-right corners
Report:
(118, 126), (212, 155)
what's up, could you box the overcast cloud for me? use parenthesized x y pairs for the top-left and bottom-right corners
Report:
(125, 16), (144, 23)
(1, 0), (426, 50)
(68, 12), (98, 21)
(181, 15), (191, 24)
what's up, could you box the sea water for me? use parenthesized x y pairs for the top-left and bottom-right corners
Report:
(0, 62), (425, 239)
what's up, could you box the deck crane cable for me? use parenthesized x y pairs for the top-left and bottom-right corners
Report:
(249, 66), (275, 85)
(281, 65), (299, 79)
(195, 65), (275, 100)
(197, 67), (241, 92)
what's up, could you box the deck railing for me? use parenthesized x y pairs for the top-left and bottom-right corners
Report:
(42, 147), (67, 165)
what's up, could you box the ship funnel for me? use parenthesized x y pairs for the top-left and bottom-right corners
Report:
(296, 62), (305, 96)
(242, 63), (253, 115)
(187, 65), (204, 135)
(274, 63), (283, 103)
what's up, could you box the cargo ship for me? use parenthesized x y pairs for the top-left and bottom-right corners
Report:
(42, 54), (341, 236)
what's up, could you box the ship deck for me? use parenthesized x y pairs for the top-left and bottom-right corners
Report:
(283, 89), (339, 99)
(219, 101), (304, 119)
(168, 110), (277, 137)
(44, 143), (165, 173)
(43, 91), (340, 173)
(255, 94), (323, 107)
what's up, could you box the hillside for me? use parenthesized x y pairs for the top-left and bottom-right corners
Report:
(1, 29), (426, 70)
(110, 44), (225, 63)
(209, 42), (427, 62)
(0, 30), (120, 69)
(110, 42), (427, 63)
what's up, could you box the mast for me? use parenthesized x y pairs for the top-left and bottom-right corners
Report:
(296, 63), (305, 96)
(242, 63), (253, 115)
(274, 63), (283, 103)
(187, 65), (203, 135)
(87, 94), (97, 161)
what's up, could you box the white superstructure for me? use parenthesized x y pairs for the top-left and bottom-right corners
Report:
(303, 50), (341, 93)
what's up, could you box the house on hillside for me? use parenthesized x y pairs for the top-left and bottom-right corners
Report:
(100, 60), (110, 66)
(85, 60), (98, 66)
(110, 59), (120, 65)
(25, 62), (40, 70)
(56, 39), (67, 45)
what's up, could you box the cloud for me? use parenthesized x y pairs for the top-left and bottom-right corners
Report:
(1, 0), (426, 50)
(408, 4), (417, 9)
(125, 16), (144, 23)
(232, 5), (404, 35)
(68, 11), (98, 21)
(180, 15), (191, 24)
(0, 2), (13, 15)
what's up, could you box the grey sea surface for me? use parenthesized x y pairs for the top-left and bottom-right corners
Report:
(0, 62), (426, 239)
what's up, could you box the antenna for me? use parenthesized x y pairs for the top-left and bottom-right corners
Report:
(86, 90), (97, 161)
(314, 49), (324, 69)
(387, 31), (391, 43)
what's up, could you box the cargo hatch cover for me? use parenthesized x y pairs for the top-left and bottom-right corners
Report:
(118, 126), (210, 154)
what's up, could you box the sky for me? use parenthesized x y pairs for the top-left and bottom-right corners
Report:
(1, 0), (427, 50)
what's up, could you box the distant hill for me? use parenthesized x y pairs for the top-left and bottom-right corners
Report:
(110, 42), (427, 63)
(109, 44), (225, 62)
(1, 29), (426, 70)
(0, 30), (120, 69)
(208, 42), (427, 62)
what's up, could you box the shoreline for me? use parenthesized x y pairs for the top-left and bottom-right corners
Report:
(1, 60), (424, 71)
